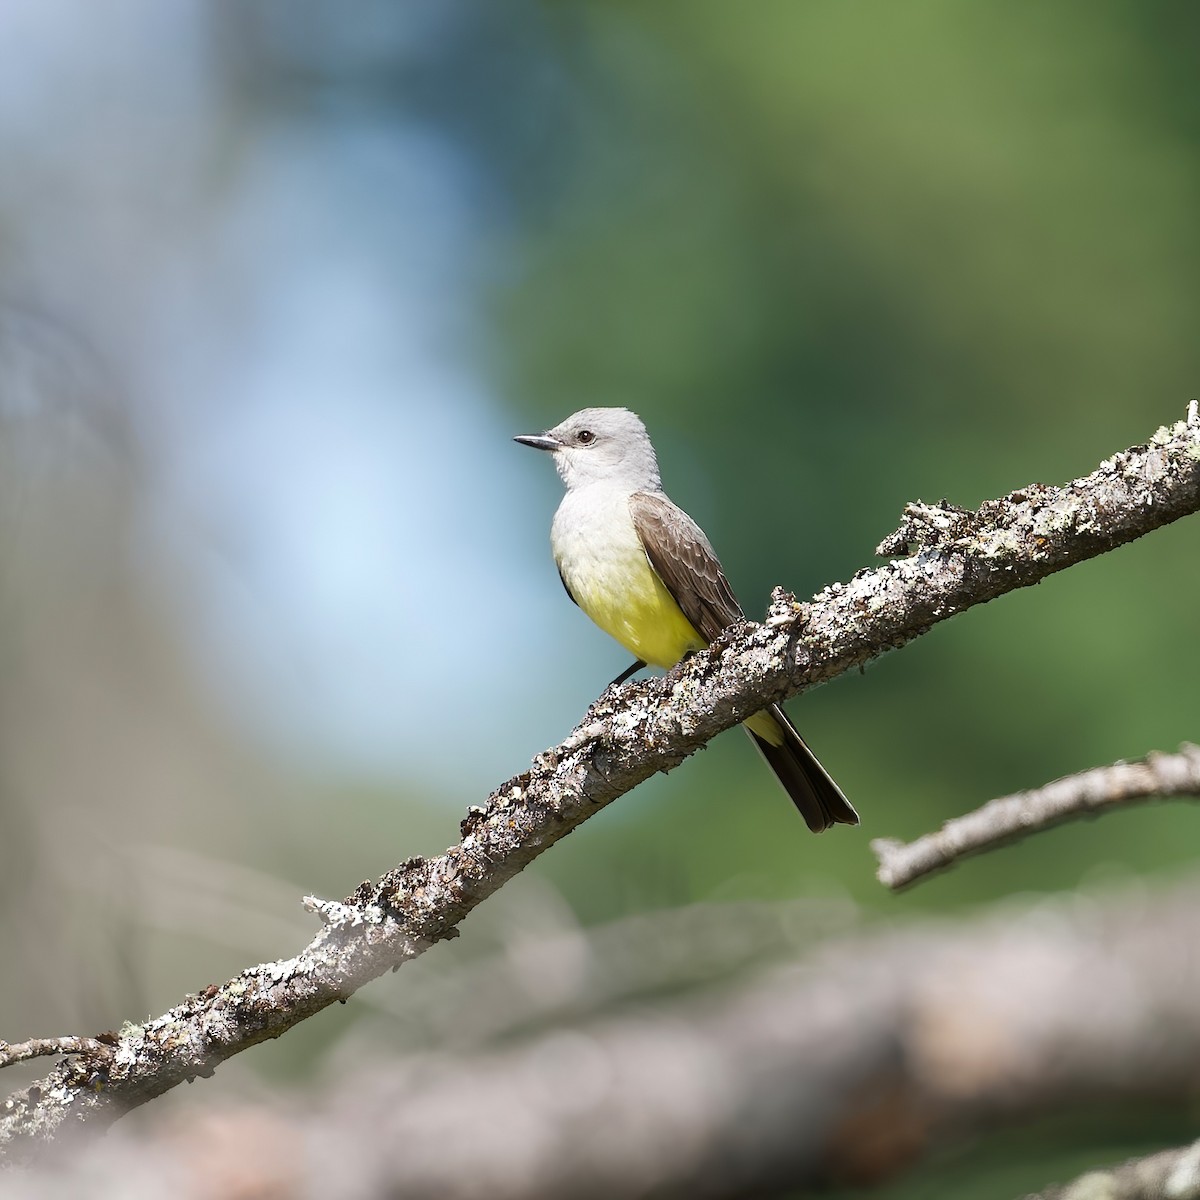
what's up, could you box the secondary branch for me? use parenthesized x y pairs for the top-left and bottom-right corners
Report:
(872, 743), (1200, 890)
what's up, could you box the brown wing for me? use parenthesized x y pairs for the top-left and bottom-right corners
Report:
(632, 493), (857, 831)
(628, 491), (744, 643)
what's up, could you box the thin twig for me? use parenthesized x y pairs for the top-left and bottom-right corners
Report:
(872, 743), (1200, 891)
(2, 407), (1198, 1163)
(0, 1038), (114, 1070)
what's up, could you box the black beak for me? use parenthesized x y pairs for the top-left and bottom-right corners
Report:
(513, 433), (562, 452)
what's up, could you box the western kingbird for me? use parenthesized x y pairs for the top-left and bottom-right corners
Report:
(515, 407), (858, 833)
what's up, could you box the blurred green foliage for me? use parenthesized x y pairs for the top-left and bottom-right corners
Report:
(440, 0), (1200, 917)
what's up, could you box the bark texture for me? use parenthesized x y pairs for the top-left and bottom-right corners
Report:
(1, 406), (1197, 1162)
(3, 883), (1200, 1197)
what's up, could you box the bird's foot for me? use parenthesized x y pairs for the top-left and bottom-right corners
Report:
(600, 660), (645, 700)
(664, 649), (701, 682)
(607, 660), (644, 689)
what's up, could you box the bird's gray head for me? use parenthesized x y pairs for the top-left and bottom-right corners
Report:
(514, 407), (662, 492)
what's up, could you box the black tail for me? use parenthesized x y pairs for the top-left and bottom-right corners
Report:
(745, 704), (859, 833)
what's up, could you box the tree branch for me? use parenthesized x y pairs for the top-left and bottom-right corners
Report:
(1020, 1138), (1200, 1200)
(5, 883), (1200, 1197)
(0, 1038), (115, 1071)
(872, 743), (1200, 891)
(2, 405), (1198, 1162)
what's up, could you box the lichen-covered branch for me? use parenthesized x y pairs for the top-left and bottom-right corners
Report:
(872, 743), (1200, 891)
(2, 406), (1198, 1163)
(1020, 1139), (1200, 1200)
(0, 1039), (115, 1071)
(4, 883), (1200, 1197)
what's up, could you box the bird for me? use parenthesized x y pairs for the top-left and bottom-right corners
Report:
(514, 406), (858, 833)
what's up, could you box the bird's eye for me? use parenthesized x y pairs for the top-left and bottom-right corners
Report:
(576, 429), (595, 445)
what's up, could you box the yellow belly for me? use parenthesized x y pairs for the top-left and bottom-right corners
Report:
(574, 558), (705, 669)
(570, 550), (782, 744)
(552, 487), (706, 669)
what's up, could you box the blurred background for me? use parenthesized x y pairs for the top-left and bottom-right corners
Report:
(1, 1), (1198, 1195)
